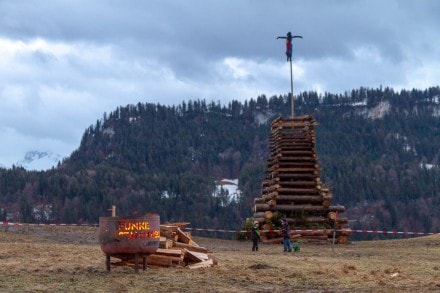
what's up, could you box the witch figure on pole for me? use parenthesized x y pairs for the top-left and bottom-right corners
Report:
(277, 32), (302, 118)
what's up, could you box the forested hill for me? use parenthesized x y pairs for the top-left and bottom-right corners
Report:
(0, 86), (439, 235)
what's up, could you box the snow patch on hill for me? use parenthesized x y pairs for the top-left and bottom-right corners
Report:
(366, 101), (391, 119)
(16, 150), (62, 171)
(214, 178), (241, 206)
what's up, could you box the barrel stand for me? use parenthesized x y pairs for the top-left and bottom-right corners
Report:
(106, 254), (147, 272)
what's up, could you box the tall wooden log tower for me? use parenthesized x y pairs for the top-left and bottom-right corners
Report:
(252, 115), (351, 244)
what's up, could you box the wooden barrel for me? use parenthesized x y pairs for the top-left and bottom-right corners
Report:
(99, 214), (160, 258)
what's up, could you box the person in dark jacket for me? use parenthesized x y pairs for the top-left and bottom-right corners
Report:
(251, 221), (261, 251)
(281, 219), (292, 252)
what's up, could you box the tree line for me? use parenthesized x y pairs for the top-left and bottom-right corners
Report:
(0, 86), (439, 237)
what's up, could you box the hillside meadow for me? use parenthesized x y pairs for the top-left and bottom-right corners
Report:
(0, 225), (439, 292)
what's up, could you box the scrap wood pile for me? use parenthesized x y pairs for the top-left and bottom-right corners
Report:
(114, 222), (216, 269)
(252, 115), (351, 244)
(148, 222), (217, 269)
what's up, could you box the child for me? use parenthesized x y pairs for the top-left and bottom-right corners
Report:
(251, 221), (261, 251)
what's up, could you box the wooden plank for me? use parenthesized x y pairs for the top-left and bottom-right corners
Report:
(188, 238), (200, 247)
(177, 228), (191, 244)
(188, 258), (214, 269)
(159, 238), (174, 249)
(254, 204), (346, 213)
(184, 249), (209, 262)
(147, 255), (177, 267)
(173, 241), (210, 253)
(148, 253), (184, 263)
(155, 248), (183, 257)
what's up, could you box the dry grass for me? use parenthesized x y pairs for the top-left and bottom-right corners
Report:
(1, 225), (439, 292)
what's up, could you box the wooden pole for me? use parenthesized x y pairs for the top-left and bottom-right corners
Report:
(332, 211), (338, 254)
(290, 57), (294, 118)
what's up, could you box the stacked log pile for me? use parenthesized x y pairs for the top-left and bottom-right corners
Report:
(253, 115), (351, 244)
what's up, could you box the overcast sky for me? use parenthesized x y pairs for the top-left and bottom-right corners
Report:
(1, 0), (439, 170)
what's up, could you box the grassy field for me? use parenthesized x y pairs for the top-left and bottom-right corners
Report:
(0, 225), (439, 292)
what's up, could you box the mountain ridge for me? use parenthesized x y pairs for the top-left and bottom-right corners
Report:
(0, 86), (439, 238)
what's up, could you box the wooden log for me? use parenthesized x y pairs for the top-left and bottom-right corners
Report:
(261, 185), (280, 193)
(254, 198), (265, 204)
(262, 223), (272, 230)
(337, 229), (353, 237)
(268, 199), (277, 206)
(262, 193), (277, 201)
(277, 188), (320, 194)
(261, 237), (282, 244)
(253, 212), (265, 218)
(261, 234), (301, 244)
(303, 238), (328, 244)
(271, 130), (311, 137)
(255, 204), (346, 213)
(253, 218), (265, 224)
(261, 180), (271, 187)
(268, 168), (318, 174)
(284, 216), (329, 224)
(269, 162), (316, 169)
(271, 121), (314, 128)
(337, 236), (348, 244)
(290, 234), (302, 240)
(270, 135), (311, 142)
(264, 210), (274, 219)
(335, 217), (349, 225)
(274, 195), (328, 203)
(328, 212), (337, 220)
(277, 181), (318, 187)
(263, 178), (281, 186)
(277, 173), (317, 179)
(298, 231), (326, 237)
(279, 150), (313, 155)
(300, 235), (328, 241)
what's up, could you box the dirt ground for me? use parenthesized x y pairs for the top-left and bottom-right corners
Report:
(0, 225), (439, 292)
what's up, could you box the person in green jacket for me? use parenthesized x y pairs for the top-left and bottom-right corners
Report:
(251, 221), (261, 251)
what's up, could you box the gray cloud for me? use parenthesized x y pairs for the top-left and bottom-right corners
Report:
(0, 0), (439, 169)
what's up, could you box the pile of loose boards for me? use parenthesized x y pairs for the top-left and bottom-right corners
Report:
(112, 222), (216, 269)
(148, 222), (217, 269)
